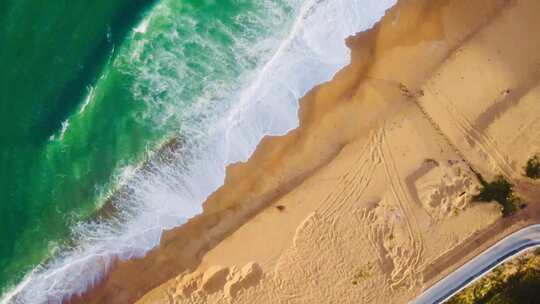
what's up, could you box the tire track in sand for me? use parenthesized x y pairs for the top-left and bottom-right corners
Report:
(316, 130), (383, 220)
(377, 127), (425, 288)
(424, 84), (518, 180)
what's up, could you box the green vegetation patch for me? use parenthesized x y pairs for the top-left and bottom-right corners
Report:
(447, 251), (540, 304)
(472, 174), (523, 217)
(525, 155), (540, 179)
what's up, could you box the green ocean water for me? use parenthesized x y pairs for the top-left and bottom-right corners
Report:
(0, 0), (156, 292)
(0, 0), (293, 297)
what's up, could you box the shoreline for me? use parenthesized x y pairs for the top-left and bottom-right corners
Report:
(69, 0), (540, 303)
(5, 1), (400, 302)
(64, 10), (394, 304)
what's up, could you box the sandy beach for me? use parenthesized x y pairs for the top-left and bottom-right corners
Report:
(67, 0), (540, 303)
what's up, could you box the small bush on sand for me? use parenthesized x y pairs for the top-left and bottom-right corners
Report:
(525, 155), (540, 179)
(472, 174), (522, 217)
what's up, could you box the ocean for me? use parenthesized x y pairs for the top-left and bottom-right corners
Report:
(0, 0), (394, 303)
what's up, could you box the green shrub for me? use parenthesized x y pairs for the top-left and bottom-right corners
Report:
(447, 258), (540, 304)
(525, 155), (540, 179)
(472, 175), (521, 217)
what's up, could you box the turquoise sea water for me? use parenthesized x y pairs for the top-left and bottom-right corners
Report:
(0, 0), (394, 302)
(0, 0), (155, 292)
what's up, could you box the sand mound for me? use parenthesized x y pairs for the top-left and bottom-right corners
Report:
(224, 262), (263, 298)
(200, 266), (229, 295)
(415, 160), (478, 219)
(154, 262), (263, 302)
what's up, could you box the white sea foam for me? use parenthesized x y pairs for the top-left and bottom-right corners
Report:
(1, 0), (395, 303)
(78, 86), (94, 114)
(48, 117), (73, 142)
(58, 120), (70, 141)
(134, 17), (151, 34)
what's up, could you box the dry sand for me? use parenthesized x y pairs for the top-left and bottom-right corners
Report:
(67, 0), (540, 303)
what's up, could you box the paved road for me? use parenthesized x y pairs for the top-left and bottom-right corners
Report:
(411, 224), (540, 304)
